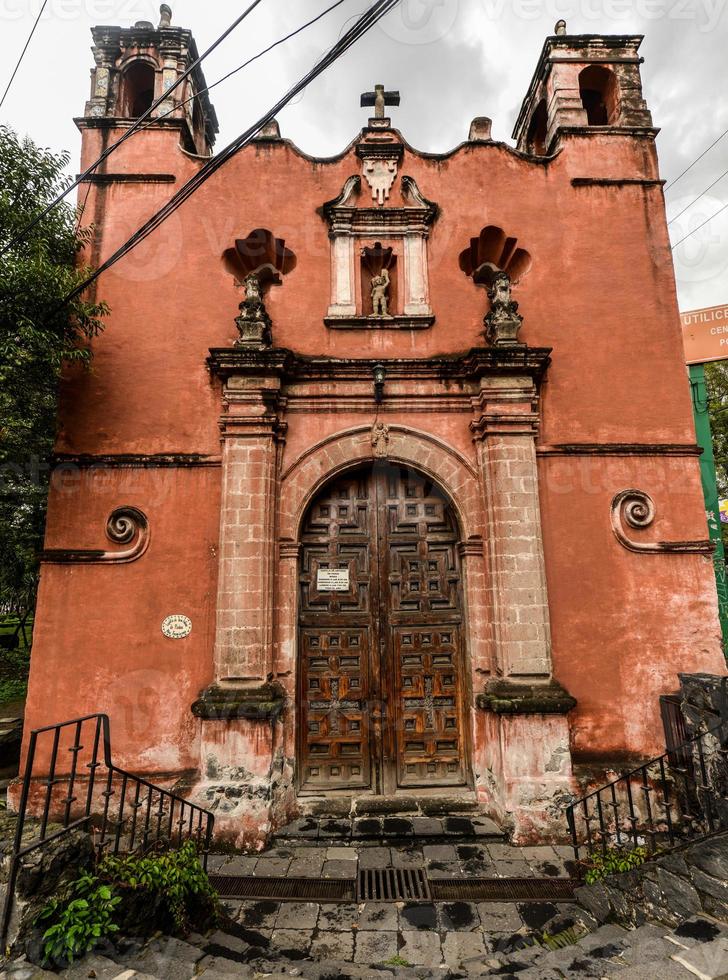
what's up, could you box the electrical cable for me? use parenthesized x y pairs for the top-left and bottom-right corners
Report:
(668, 166), (728, 227)
(140, 0), (350, 132)
(0, 0), (266, 258)
(60, 0), (401, 308)
(671, 199), (728, 251)
(0, 0), (49, 110)
(665, 128), (728, 193)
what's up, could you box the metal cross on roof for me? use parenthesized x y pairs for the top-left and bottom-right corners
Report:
(360, 83), (400, 119)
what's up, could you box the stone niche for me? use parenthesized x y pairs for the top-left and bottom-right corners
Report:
(322, 170), (438, 330)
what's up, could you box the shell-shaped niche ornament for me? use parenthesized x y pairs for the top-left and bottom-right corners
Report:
(459, 225), (532, 287)
(610, 489), (713, 555)
(223, 228), (297, 288)
(223, 229), (297, 348)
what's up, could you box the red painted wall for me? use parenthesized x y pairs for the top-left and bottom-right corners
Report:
(25, 107), (724, 774)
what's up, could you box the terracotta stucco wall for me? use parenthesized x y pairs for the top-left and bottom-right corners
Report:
(25, 120), (724, 773)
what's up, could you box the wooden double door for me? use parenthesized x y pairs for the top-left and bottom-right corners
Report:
(297, 464), (469, 795)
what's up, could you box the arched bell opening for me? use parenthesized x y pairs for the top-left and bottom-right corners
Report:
(579, 65), (619, 125)
(119, 60), (156, 118)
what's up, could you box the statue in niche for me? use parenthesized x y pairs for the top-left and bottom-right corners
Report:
(484, 270), (523, 346)
(234, 271), (272, 348)
(371, 267), (391, 318)
(371, 421), (390, 458)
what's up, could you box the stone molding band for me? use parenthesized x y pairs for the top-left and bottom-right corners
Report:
(477, 679), (577, 715)
(42, 507), (150, 564)
(52, 454), (221, 469)
(610, 489), (714, 555)
(191, 683), (286, 722)
(538, 443), (702, 457)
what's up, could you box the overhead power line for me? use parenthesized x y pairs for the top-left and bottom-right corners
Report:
(668, 166), (728, 227)
(0, 0), (49, 110)
(0, 0), (267, 258)
(140, 0), (350, 133)
(665, 128), (728, 193)
(61, 0), (401, 308)
(671, 200), (728, 251)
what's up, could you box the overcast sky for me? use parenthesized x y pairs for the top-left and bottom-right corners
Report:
(2, 0), (728, 312)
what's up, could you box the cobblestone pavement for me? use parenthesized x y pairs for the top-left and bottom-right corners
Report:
(6, 908), (728, 978)
(4, 837), (728, 978)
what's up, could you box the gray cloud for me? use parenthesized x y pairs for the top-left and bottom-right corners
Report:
(1, 0), (727, 309)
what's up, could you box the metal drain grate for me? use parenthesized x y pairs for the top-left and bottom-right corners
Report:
(209, 875), (355, 902)
(430, 877), (577, 902)
(209, 874), (575, 904)
(358, 868), (431, 901)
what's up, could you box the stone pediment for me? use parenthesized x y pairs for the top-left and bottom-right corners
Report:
(323, 175), (438, 230)
(321, 172), (439, 328)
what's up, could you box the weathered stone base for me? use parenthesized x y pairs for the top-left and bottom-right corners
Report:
(186, 716), (296, 850)
(477, 710), (574, 844)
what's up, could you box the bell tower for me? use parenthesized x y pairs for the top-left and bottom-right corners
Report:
(513, 24), (654, 156)
(78, 4), (218, 157)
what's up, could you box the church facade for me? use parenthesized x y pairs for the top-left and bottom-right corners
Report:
(25, 9), (726, 845)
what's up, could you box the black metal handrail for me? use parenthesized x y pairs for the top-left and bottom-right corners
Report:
(565, 716), (728, 876)
(0, 714), (214, 949)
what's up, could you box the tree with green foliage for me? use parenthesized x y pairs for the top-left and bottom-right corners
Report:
(705, 361), (728, 552)
(0, 125), (107, 610)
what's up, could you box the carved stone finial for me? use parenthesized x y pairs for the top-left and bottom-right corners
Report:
(234, 272), (272, 348)
(372, 422), (390, 458)
(554, 18), (567, 34)
(256, 119), (281, 140)
(484, 271), (523, 346)
(468, 117), (492, 141)
(370, 267), (392, 318)
(159, 4), (172, 28)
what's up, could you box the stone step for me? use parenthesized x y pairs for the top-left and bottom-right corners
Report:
(273, 813), (504, 844)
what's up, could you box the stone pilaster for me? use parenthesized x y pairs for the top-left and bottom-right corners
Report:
(471, 374), (552, 679)
(214, 374), (286, 687)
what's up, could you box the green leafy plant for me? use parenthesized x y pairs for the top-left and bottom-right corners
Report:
(99, 840), (217, 934)
(540, 923), (589, 950)
(583, 845), (649, 884)
(383, 954), (411, 967)
(36, 872), (120, 966)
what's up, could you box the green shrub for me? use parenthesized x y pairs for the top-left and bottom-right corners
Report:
(35, 842), (216, 967)
(36, 872), (120, 967)
(99, 840), (218, 934)
(583, 845), (649, 884)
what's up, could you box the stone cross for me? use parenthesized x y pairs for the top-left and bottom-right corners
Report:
(360, 84), (400, 119)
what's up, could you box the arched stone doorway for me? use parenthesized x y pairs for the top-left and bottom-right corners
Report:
(296, 462), (472, 797)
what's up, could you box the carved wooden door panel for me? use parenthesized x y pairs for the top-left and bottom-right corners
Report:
(298, 465), (468, 794)
(379, 468), (467, 791)
(298, 471), (378, 792)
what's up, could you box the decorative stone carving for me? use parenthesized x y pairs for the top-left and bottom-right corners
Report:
(371, 421), (390, 458)
(322, 173), (437, 327)
(234, 272), (272, 349)
(611, 489), (714, 555)
(370, 268), (391, 317)
(362, 158), (398, 206)
(42, 507), (150, 564)
(485, 271), (523, 346)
